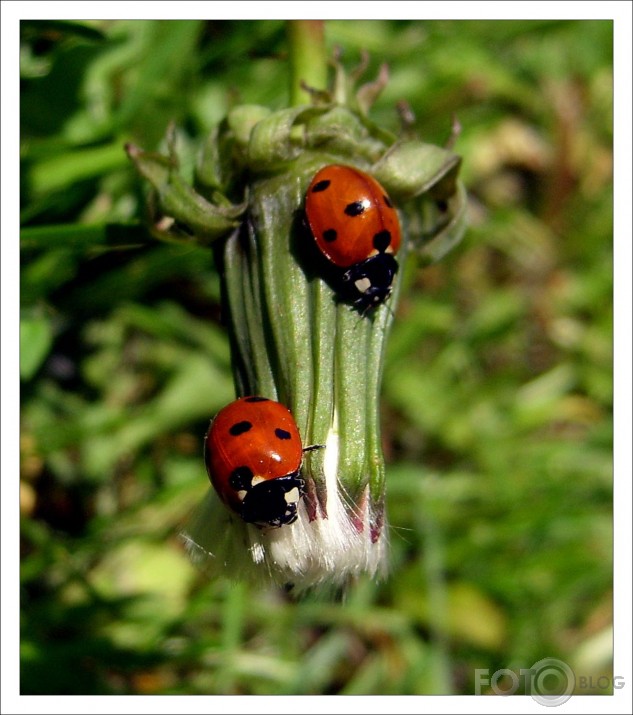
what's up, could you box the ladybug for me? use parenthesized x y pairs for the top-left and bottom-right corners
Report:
(205, 396), (314, 528)
(305, 164), (401, 311)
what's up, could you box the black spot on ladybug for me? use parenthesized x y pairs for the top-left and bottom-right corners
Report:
(244, 396), (269, 403)
(323, 229), (337, 242)
(344, 201), (366, 217)
(373, 230), (392, 253)
(312, 179), (331, 193)
(229, 466), (254, 491)
(275, 428), (292, 440)
(383, 194), (393, 208)
(229, 420), (252, 436)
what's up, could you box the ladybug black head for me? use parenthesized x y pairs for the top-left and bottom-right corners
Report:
(342, 253), (399, 312)
(239, 475), (305, 528)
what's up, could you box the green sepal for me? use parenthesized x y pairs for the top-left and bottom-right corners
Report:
(227, 104), (273, 148)
(247, 105), (329, 171)
(371, 139), (467, 261)
(126, 139), (244, 245)
(414, 180), (469, 265)
(303, 105), (392, 161)
(372, 139), (462, 200)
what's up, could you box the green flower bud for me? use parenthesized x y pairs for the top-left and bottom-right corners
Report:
(128, 60), (466, 592)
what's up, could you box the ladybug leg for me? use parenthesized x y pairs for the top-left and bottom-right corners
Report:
(302, 443), (325, 454)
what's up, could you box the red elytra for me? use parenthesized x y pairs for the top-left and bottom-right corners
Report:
(305, 164), (402, 269)
(204, 396), (306, 528)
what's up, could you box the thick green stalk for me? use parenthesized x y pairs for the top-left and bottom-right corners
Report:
(287, 20), (327, 106)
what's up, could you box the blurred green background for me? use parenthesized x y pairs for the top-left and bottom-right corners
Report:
(20, 20), (613, 695)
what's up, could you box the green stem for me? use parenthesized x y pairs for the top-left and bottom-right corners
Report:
(287, 20), (327, 106)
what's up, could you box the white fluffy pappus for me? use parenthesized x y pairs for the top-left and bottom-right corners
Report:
(181, 423), (389, 593)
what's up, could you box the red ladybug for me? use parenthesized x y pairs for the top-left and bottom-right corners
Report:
(205, 396), (312, 528)
(305, 164), (401, 311)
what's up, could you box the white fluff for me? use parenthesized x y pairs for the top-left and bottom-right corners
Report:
(181, 419), (388, 593)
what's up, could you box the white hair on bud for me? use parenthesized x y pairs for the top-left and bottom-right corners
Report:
(181, 410), (388, 593)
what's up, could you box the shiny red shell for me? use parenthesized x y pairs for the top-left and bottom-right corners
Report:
(204, 396), (303, 517)
(305, 164), (401, 268)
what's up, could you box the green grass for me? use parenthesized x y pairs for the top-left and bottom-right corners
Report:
(19, 19), (613, 696)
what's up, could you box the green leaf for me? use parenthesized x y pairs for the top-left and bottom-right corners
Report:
(20, 222), (150, 251)
(20, 315), (53, 380)
(28, 142), (129, 196)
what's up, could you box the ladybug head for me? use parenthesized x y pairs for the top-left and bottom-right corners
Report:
(239, 474), (306, 528)
(342, 253), (399, 312)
